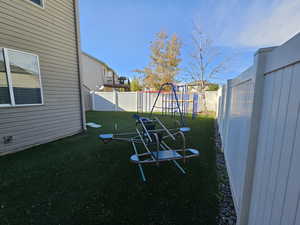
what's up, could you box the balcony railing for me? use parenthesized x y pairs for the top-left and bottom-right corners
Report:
(103, 76), (130, 91)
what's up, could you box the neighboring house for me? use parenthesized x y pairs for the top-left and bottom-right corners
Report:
(187, 80), (216, 92)
(81, 52), (130, 92)
(0, 0), (85, 155)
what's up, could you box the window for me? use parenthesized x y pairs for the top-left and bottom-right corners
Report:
(27, 0), (44, 8)
(0, 48), (43, 107)
(0, 51), (11, 105)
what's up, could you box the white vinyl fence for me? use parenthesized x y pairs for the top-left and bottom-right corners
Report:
(91, 91), (219, 113)
(217, 33), (300, 225)
(204, 91), (219, 112)
(83, 85), (92, 111)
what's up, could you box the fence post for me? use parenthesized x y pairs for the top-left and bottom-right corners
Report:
(91, 91), (95, 111)
(136, 92), (139, 113)
(113, 90), (118, 111)
(220, 85), (227, 138)
(238, 48), (272, 225)
(216, 89), (220, 118)
(223, 79), (232, 152)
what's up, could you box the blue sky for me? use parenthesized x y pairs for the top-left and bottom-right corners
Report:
(79, 0), (300, 83)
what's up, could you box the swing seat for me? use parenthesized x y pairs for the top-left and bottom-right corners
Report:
(99, 134), (113, 140)
(180, 127), (191, 133)
(130, 148), (199, 164)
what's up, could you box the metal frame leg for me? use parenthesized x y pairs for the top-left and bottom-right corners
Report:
(160, 141), (186, 175)
(137, 163), (146, 182)
(172, 160), (186, 174)
(132, 140), (147, 182)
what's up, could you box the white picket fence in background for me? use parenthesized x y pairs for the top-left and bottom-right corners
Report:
(91, 91), (219, 113)
(217, 33), (300, 225)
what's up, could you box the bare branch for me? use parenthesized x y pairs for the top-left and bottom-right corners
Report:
(186, 23), (231, 85)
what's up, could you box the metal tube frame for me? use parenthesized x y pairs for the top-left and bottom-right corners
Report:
(136, 128), (156, 161)
(150, 83), (185, 126)
(131, 140), (146, 182)
(138, 118), (153, 142)
(154, 117), (176, 140)
(160, 141), (186, 174)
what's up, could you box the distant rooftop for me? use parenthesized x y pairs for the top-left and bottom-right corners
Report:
(81, 52), (117, 75)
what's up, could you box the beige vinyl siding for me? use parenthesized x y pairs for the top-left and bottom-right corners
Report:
(0, 0), (84, 155)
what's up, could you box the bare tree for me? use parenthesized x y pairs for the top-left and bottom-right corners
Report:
(185, 24), (231, 112)
(187, 24), (230, 92)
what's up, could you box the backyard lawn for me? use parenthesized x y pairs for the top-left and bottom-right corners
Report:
(0, 111), (217, 225)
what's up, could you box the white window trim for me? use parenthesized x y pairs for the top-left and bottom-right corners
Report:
(24, 0), (45, 9)
(0, 48), (44, 108)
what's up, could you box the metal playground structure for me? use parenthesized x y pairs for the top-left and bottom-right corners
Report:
(137, 83), (199, 122)
(99, 83), (200, 182)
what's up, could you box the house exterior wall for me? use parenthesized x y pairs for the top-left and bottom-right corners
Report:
(81, 53), (105, 91)
(81, 52), (121, 93)
(0, 0), (85, 155)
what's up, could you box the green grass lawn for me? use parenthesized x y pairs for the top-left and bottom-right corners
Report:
(0, 111), (217, 225)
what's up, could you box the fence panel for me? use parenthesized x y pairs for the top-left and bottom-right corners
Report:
(205, 91), (219, 112)
(83, 85), (92, 111)
(92, 91), (219, 113)
(249, 62), (300, 225)
(222, 67), (255, 213)
(217, 33), (300, 225)
(118, 92), (138, 111)
(92, 92), (115, 111)
(218, 85), (227, 141)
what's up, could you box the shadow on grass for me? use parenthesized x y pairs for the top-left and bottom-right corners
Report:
(0, 111), (217, 225)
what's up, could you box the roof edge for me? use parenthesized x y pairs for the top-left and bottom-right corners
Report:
(81, 52), (117, 75)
